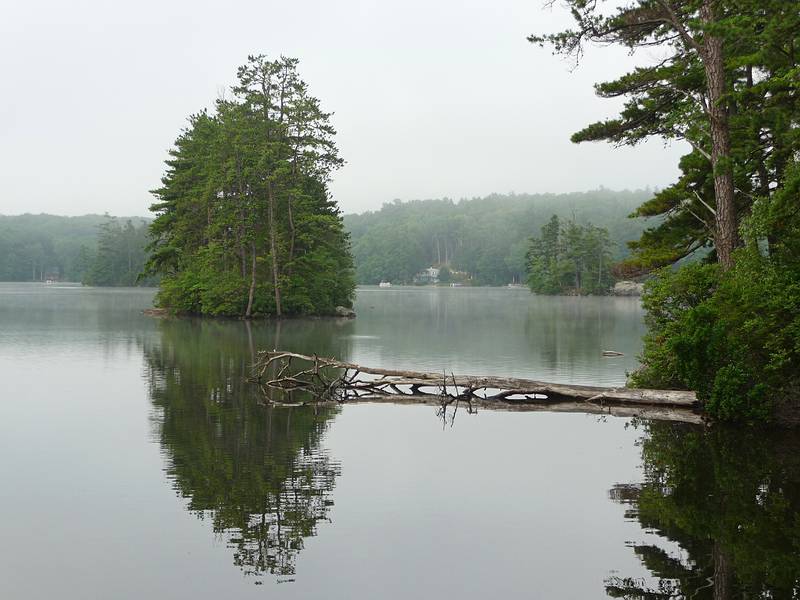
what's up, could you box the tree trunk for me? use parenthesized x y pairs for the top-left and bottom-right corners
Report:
(286, 195), (296, 277)
(240, 243), (246, 278)
(712, 542), (733, 600)
(701, 0), (738, 269)
(245, 241), (257, 318)
(235, 156), (247, 278)
(267, 183), (282, 317)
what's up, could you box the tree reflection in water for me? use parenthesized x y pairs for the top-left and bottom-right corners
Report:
(144, 318), (344, 580)
(608, 421), (800, 599)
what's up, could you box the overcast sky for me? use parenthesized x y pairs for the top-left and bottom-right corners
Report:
(0, 0), (684, 217)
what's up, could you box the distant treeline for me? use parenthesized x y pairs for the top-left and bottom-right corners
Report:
(3, 188), (654, 288)
(344, 189), (655, 285)
(0, 214), (154, 285)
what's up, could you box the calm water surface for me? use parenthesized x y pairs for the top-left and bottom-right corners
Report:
(1, 284), (797, 599)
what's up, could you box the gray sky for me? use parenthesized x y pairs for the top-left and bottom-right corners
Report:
(0, 0), (684, 217)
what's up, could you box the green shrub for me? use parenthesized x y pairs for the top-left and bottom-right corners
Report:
(631, 250), (800, 423)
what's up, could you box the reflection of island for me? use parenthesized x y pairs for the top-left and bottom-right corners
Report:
(144, 319), (345, 579)
(608, 422), (800, 599)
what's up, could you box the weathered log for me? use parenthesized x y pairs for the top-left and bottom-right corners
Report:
(252, 351), (699, 409)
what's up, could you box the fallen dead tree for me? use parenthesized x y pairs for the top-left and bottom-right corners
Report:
(251, 351), (700, 423)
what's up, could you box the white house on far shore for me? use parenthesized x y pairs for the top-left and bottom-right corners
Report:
(413, 267), (440, 284)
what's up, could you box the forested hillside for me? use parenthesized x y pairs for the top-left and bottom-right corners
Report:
(0, 214), (152, 285)
(0, 214), (106, 281)
(344, 189), (654, 285)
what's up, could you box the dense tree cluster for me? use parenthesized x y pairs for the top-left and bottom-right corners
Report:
(526, 215), (614, 295)
(345, 189), (652, 285)
(146, 55), (354, 317)
(83, 218), (155, 286)
(535, 0), (800, 421)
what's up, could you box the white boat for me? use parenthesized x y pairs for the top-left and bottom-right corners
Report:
(378, 281), (392, 288)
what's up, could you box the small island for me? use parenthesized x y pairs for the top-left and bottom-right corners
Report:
(145, 56), (355, 318)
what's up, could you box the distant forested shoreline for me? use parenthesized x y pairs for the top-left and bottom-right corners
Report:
(1, 188), (657, 290)
(345, 189), (656, 286)
(0, 213), (154, 286)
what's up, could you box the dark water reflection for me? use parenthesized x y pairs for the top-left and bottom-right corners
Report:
(1, 284), (799, 598)
(610, 422), (800, 599)
(144, 320), (343, 578)
(142, 317), (800, 597)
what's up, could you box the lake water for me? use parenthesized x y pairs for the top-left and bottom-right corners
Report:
(1, 283), (797, 599)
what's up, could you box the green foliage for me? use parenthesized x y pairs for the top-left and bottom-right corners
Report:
(0, 213), (154, 285)
(536, 2), (800, 422)
(533, 0), (800, 275)
(345, 189), (653, 285)
(632, 239), (800, 422)
(646, 169), (800, 424)
(147, 55), (355, 317)
(607, 421), (800, 597)
(526, 215), (614, 295)
(83, 217), (156, 286)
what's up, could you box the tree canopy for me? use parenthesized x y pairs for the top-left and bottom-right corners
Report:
(146, 55), (355, 317)
(532, 0), (800, 274)
(83, 217), (155, 286)
(526, 215), (614, 295)
(534, 1), (800, 422)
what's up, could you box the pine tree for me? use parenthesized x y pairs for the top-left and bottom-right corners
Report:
(146, 56), (354, 317)
(531, 0), (800, 272)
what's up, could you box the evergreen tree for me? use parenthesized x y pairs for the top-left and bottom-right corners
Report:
(84, 217), (153, 286)
(531, 0), (800, 272)
(146, 55), (355, 317)
(534, 2), (800, 421)
(526, 215), (614, 295)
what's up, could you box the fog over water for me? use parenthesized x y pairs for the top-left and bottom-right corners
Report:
(1, 0), (684, 217)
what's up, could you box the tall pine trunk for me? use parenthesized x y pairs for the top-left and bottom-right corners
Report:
(267, 183), (282, 317)
(245, 240), (256, 317)
(702, 0), (737, 269)
(712, 542), (733, 600)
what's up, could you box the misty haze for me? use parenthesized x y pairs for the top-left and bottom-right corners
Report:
(2, 1), (799, 599)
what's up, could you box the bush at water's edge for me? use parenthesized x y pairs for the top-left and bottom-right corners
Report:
(628, 255), (800, 425)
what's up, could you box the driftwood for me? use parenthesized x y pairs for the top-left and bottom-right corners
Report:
(252, 351), (699, 422)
